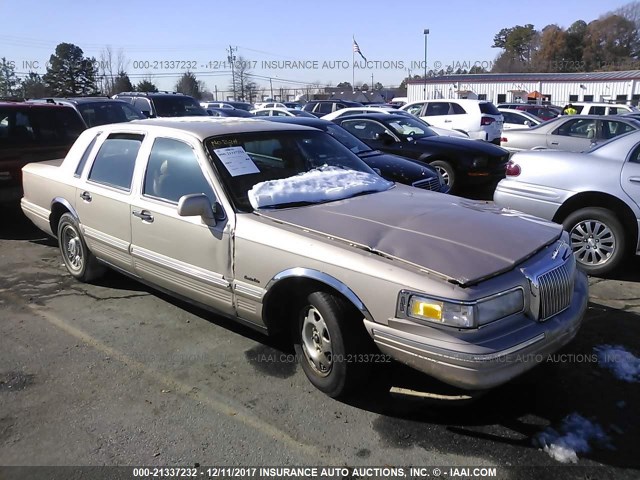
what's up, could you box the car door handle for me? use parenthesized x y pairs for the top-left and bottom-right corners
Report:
(629, 177), (640, 184)
(132, 210), (154, 222)
(550, 142), (559, 145)
(80, 191), (92, 202)
(444, 120), (452, 123)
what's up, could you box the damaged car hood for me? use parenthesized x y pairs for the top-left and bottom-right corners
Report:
(257, 185), (562, 286)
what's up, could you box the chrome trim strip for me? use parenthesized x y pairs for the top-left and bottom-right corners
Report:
(130, 245), (230, 289)
(264, 267), (373, 321)
(372, 328), (546, 363)
(234, 281), (265, 300)
(83, 226), (130, 252)
(22, 200), (50, 220)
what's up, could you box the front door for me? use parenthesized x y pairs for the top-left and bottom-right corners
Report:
(129, 136), (234, 315)
(548, 118), (596, 152)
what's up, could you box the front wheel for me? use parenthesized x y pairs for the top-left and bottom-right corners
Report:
(57, 213), (106, 282)
(430, 160), (456, 191)
(563, 207), (626, 276)
(293, 291), (373, 398)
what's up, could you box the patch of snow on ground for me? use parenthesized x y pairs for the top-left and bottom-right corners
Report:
(535, 413), (610, 463)
(248, 166), (392, 209)
(594, 345), (640, 382)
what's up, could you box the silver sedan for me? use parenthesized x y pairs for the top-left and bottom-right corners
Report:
(494, 130), (640, 275)
(499, 115), (640, 153)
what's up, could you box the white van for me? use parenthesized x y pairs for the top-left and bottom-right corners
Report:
(401, 99), (504, 143)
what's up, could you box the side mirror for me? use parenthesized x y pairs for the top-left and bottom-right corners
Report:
(372, 167), (382, 176)
(375, 131), (396, 144)
(177, 194), (219, 224)
(524, 120), (531, 126)
(141, 110), (151, 118)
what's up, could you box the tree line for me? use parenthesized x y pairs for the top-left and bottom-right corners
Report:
(0, 43), (219, 99)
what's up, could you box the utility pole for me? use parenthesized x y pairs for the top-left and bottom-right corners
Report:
(269, 78), (274, 99)
(214, 85), (218, 101)
(227, 45), (237, 100)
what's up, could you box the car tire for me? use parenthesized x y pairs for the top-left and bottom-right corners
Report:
(430, 160), (456, 191)
(293, 291), (373, 398)
(57, 213), (105, 282)
(563, 207), (626, 276)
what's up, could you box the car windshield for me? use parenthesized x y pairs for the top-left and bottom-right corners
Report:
(153, 96), (208, 117)
(77, 102), (144, 127)
(206, 130), (390, 211)
(325, 123), (372, 154)
(385, 117), (437, 138)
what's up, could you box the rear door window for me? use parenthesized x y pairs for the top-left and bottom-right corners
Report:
(425, 102), (449, 116)
(88, 133), (144, 191)
(31, 108), (85, 144)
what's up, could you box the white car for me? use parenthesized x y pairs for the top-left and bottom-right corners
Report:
(321, 107), (469, 139)
(401, 99), (503, 143)
(251, 108), (316, 118)
(566, 102), (639, 116)
(253, 102), (287, 109)
(498, 108), (542, 130)
(201, 102), (235, 109)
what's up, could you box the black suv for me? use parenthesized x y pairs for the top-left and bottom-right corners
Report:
(28, 97), (145, 127)
(113, 92), (208, 118)
(0, 102), (85, 201)
(302, 100), (364, 117)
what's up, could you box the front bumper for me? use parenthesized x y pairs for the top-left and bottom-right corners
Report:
(364, 270), (588, 390)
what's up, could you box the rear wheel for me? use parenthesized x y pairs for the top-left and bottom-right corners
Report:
(293, 291), (373, 398)
(57, 213), (105, 282)
(430, 160), (456, 191)
(563, 207), (626, 275)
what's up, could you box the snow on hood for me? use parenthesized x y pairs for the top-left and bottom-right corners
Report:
(248, 166), (392, 209)
(594, 345), (640, 382)
(534, 413), (611, 463)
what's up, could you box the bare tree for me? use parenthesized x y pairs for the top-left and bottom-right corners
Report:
(229, 56), (258, 101)
(98, 46), (129, 95)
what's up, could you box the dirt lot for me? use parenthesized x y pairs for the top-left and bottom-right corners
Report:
(1, 201), (640, 479)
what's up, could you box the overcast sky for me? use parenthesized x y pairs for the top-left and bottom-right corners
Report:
(0, 0), (634, 91)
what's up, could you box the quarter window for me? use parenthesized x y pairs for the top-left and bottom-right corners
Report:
(74, 133), (101, 177)
(450, 103), (467, 114)
(143, 137), (215, 203)
(405, 103), (424, 115)
(88, 133), (143, 190)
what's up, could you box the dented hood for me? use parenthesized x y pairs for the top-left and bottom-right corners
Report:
(257, 185), (562, 286)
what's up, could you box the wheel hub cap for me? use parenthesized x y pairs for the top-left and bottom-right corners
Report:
(570, 219), (615, 266)
(301, 306), (333, 377)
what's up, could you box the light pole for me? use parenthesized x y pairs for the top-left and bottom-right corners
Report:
(423, 28), (429, 100)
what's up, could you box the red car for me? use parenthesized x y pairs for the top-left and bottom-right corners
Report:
(497, 103), (561, 121)
(0, 102), (85, 202)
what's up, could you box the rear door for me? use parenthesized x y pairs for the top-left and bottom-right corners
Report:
(129, 135), (234, 314)
(75, 132), (144, 272)
(420, 102), (451, 128)
(620, 142), (640, 213)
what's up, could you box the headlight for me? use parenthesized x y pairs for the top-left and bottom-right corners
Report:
(476, 289), (524, 325)
(472, 157), (488, 168)
(402, 288), (524, 328)
(408, 296), (475, 328)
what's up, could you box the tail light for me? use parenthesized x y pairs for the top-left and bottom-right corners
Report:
(500, 137), (508, 143)
(505, 161), (521, 176)
(481, 116), (495, 126)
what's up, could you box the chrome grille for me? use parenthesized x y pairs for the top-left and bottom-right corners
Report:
(537, 261), (574, 321)
(412, 177), (442, 191)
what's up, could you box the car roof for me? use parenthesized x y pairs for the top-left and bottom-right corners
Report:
(333, 112), (402, 121)
(264, 116), (331, 127)
(0, 101), (74, 110)
(122, 117), (318, 140)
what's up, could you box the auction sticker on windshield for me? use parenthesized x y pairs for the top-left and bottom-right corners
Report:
(214, 146), (260, 176)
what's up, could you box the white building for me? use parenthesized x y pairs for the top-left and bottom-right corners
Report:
(407, 71), (640, 106)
